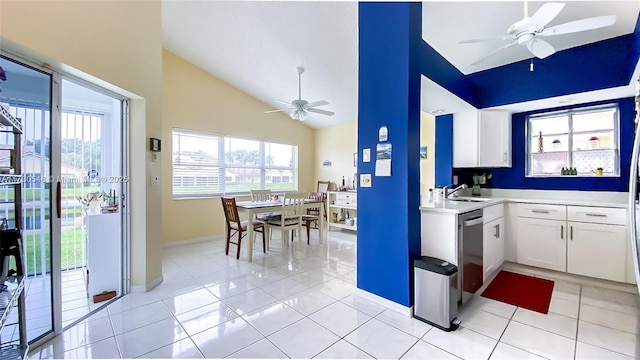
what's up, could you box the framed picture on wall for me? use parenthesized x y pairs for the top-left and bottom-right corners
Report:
(420, 146), (427, 159)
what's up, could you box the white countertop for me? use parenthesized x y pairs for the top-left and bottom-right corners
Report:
(420, 189), (629, 214)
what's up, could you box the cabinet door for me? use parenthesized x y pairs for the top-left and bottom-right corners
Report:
(478, 110), (511, 167)
(517, 217), (566, 271)
(453, 111), (479, 168)
(483, 217), (505, 282)
(568, 221), (626, 282)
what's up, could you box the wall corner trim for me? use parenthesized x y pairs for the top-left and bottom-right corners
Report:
(131, 275), (164, 293)
(355, 288), (413, 317)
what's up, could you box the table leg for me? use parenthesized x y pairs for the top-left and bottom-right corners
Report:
(319, 202), (325, 244)
(247, 209), (254, 262)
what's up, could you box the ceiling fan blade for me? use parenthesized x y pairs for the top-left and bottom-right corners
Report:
(459, 35), (513, 44)
(306, 108), (335, 116)
(529, 2), (565, 30)
(470, 40), (518, 66)
(305, 100), (329, 108)
(264, 108), (294, 114)
(275, 100), (292, 106)
(525, 38), (556, 59)
(540, 15), (616, 37)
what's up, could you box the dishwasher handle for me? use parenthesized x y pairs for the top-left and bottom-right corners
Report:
(463, 216), (483, 227)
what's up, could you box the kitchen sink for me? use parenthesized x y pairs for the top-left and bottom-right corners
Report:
(446, 198), (491, 202)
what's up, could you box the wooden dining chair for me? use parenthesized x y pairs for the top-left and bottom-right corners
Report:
(221, 197), (266, 259)
(302, 192), (323, 244)
(266, 192), (306, 247)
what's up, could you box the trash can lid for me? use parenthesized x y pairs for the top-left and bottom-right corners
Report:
(414, 256), (457, 275)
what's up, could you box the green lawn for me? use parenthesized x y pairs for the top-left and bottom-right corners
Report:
(20, 228), (86, 275)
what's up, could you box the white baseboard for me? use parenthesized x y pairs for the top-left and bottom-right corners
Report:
(163, 235), (224, 248)
(355, 288), (413, 317)
(130, 275), (163, 292)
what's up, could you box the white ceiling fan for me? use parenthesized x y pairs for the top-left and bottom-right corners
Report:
(461, 2), (616, 66)
(264, 67), (334, 121)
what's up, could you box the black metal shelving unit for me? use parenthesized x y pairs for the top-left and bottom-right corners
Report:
(0, 108), (27, 360)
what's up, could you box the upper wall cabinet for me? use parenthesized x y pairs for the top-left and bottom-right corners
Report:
(453, 110), (512, 168)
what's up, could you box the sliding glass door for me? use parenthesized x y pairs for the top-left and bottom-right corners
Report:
(0, 55), (128, 347)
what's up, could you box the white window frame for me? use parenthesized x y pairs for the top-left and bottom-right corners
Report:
(526, 103), (620, 177)
(172, 128), (298, 199)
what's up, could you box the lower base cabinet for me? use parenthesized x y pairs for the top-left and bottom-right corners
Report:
(567, 221), (627, 282)
(483, 217), (504, 282)
(517, 217), (567, 272)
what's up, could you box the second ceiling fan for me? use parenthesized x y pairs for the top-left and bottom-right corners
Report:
(265, 67), (334, 121)
(461, 2), (616, 66)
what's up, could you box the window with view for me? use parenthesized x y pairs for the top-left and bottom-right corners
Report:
(172, 129), (298, 198)
(527, 104), (620, 177)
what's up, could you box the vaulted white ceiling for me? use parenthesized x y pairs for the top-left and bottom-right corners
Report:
(162, 1), (640, 128)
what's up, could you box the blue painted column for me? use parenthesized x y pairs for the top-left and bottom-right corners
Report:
(357, 2), (422, 307)
(434, 114), (453, 188)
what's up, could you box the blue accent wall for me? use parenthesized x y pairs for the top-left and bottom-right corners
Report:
(468, 34), (640, 108)
(434, 114), (453, 187)
(357, 2), (422, 307)
(453, 97), (635, 191)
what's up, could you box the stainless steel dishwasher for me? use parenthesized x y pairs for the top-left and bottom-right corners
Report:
(458, 209), (484, 305)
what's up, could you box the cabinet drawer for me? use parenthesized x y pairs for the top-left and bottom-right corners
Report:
(483, 203), (504, 223)
(335, 193), (357, 201)
(335, 199), (356, 206)
(568, 206), (626, 225)
(517, 203), (566, 220)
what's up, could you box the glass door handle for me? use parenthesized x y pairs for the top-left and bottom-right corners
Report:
(56, 181), (61, 219)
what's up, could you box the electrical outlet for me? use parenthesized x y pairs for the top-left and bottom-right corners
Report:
(453, 175), (458, 185)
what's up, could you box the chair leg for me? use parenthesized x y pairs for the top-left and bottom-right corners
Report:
(225, 227), (231, 255)
(262, 228), (266, 253)
(306, 222), (311, 244)
(236, 231), (242, 259)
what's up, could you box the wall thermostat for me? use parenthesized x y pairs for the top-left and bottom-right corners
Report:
(150, 138), (161, 152)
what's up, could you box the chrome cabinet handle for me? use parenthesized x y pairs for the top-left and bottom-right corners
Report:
(561, 225), (564, 239)
(570, 226), (573, 240)
(494, 224), (500, 238)
(532, 210), (550, 214)
(586, 213), (607, 217)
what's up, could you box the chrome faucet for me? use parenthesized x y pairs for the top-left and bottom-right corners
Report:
(444, 183), (468, 198)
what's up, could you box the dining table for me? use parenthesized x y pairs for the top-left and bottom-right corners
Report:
(235, 198), (325, 261)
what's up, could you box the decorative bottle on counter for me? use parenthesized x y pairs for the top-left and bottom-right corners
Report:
(341, 176), (346, 189)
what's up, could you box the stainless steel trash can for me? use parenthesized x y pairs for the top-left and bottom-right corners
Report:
(413, 256), (460, 331)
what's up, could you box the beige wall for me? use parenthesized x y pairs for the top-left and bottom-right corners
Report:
(420, 112), (436, 194)
(162, 50), (316, 244)
(314, 121), (358, 190)
(1, 1), (163, 289)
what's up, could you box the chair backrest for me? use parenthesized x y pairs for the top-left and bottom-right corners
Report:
(251, 189), (272, 201)
(308, 192), (325, 201)
(221, 197), (241, 225)
(281, 192), (308, 216)
(317, 181), (330, 194)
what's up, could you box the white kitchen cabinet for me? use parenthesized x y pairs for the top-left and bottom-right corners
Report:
(567, 206), (627, 283)
(567, 221), (626, 282)
(517, 217), (567, 272)
(503, 202), (518, 262)
(483, 217), (504, 282)
(453, 110), (512, 168)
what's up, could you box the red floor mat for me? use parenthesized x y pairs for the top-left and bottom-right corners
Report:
(481, 270), (555, 314)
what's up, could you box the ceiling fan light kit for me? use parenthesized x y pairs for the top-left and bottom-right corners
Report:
(264, 66), (334, 121)
(461, 2), (617, 66)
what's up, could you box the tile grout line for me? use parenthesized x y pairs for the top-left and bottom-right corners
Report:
(573, 284), (582, 360)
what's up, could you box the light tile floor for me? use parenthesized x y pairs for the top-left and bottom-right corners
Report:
(28, 230), (640, 359)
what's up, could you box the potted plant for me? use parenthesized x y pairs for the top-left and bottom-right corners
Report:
(472, 173), (492, 196)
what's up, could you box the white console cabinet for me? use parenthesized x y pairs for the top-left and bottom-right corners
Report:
(86, 212), (122, 300)
(327, 191), (357, 231)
